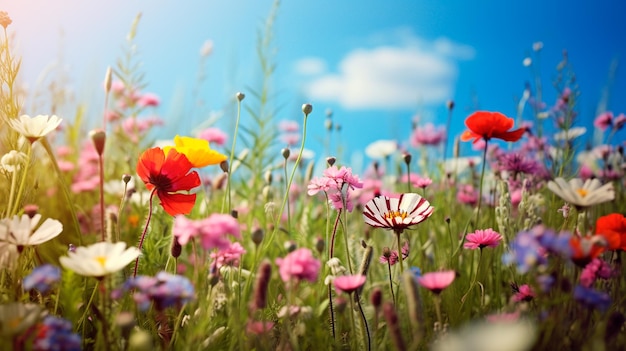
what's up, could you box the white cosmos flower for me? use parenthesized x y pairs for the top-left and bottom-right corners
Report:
(0, 214), (63, 248)
(59, 241), (141, 278)
(7, 114), (62, 143)
(0, 150), (27, 173)
(365, 139), (398, 159)
(363, 193), (434, 232)
(553, 127), (586, 141)
(547, 177), (614, 209)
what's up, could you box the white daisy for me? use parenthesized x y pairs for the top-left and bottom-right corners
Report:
(59, 241), (141, 278)
(0, 214), (63, 250)
(547, 177), (614, 209)
(365, 139), (398, 159)
(363, 193), (434, 232)
(7, 114), (62, 143)
(553, 127), (586, 142)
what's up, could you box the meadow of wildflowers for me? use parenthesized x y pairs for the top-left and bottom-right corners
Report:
(0, 7), (625, 351)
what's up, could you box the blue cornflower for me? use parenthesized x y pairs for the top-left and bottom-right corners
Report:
(574, 285), (612, 312)
(503, 230), (547, 273)
(112, 271), (195, 311)
(410, 266), (422, 278)
(33, 316), (81, 351)
(23, 264), (61, 294)
(534, 226), (572, 257)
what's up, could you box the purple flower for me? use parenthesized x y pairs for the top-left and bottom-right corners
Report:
(503, 230), (547, 273)
(23, 264), (61, 294)
(33, 316), (81, 351)
(113, 272), (195, 311)
(580, 258), (613, 287)
(574, 285), (611, 312)
(498, 152), (539, 176)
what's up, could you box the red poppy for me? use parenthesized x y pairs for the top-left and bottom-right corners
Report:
(595, 213), (626, 251)
(569, 235), (605, 267)
(136, 147), (201, 216)
(460, 111), (525, 144)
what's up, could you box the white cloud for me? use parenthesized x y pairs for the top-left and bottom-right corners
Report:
(294, 58), (327, 75)
(300, 33), (474, 110)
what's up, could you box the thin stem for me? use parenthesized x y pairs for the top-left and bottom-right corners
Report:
(348, 295), (358, 350)
(328, 284), (336, 339)
(79, 280), (100, 328)
(224, 96), (243, 214)
(133, 189), (157, 277)
(355, 292), (371, 351)
(98, 153), (106, 241)
(460, 248), (483, 309)
(265, 112), (309, 251)
(387, 261), (396, 305)
(395, 230), (405, 274)
(433, 294), (443, 328)
(6, 167), (17, 217)
(283, 158), (291, 232)
(10, 142), (32, 216)
(475, 140), (489, 227)
(406, 163), (412, 193)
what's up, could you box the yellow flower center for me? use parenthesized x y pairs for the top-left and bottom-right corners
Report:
(384, 210), (408, 220)
(95, 256), (107, 267)
(576, 188), (588, 197)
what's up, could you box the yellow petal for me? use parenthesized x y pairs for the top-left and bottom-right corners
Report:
(172, 135), (227, 168)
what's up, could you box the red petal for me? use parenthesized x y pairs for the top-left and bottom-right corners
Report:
(158, 192), (197, 216)
(136, 147), (165, 184)
(493, 128), (525, 142)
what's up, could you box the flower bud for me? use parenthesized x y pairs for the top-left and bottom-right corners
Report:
(104, 66), (113, 94)
(315, 237), (325, 254)
(281, 148), (290, 160)
(326, 156), (336, 167)
(220, 160), (229, 173)
(251, 227), (265, 246)
(23, 204), (39, 218)
(90, 129), (106, 156)
(370, 287), (382, 309)
(171, 236), (182, 259)
(403, 152), (412, 165)
(236, 92), (245, 101)
(302, 103), (313, 115)
(122, 174), (132, 184)
(446, 100), (455, 110)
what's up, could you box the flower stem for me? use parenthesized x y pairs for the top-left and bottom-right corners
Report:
(98, 153), (106, 242)
(355, 292), (371, 351)
(396, 230), (405, 274)
(133, 188), (157, 277)
(9, 142), (32, 216)
(387, 261), (396, 305)
(224, 95), (243, 214)
(475, 140), (489, 227)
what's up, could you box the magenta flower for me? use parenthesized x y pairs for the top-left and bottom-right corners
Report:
(333, 275), (366, 294)
(363, 193), (434, 232)
(512, 284), (535, 302)
(137, 92), (160, 107)
(594, 112), (613, 131)
(410, 123), (446, 147)
(464, 228), (503, 250)
(275, 248), (321, 283)
(416, 270), (456, 294)
(210, 242), (246, 269)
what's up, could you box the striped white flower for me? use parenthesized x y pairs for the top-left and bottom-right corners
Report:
(547, 177), (614, 209)
(363, 193), (434, 232)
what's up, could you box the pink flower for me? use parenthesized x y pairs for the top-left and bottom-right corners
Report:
(416, 270), (456, 294)
(333, 275), (366, 294)
(512, 284), (535, 302)
(410, 123), (446, 147)
(278, 120), (300, 132)
(199, 214), (241, 251)
(379, 241), (409, 265)
(580, 258), (613, 287)
(210, 242), (246, 269)
(613, 113), (626, 130)
(173, 214), (241, 251)
(464, 228), (503, 249)
(594, 112), (613, 131)
(197, 127), (227, 146)
(280, 133), (300, 146)
(137, 93), (160, 107)
(307, 176), (332, 196)
(275, 248), (321, 283)
(246, 321), (274, 335)
(456, 184), (478, 206)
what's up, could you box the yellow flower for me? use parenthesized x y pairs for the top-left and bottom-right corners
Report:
(164, 135), (227, 168)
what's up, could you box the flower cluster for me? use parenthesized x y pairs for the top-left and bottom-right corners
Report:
(307, 165), (363, 212)
(113, 271), (195, 311)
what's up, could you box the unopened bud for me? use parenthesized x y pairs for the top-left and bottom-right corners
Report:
(219, 160), (229, 173)
(251, 228), (265, 246)
(122, 174), (132, 184)
(23, 204), (39, 218)
(371, 287), (382, 309)
(284, 240), (297, 252)
(326, 157), (336, 167)
(382, 247), (392, 259)
(281, 148), (290, 160)
(236, 92), (245, 101)
(403, 153), (412, 165)
(264, 171), (273, 184)
(315, 237), (325, 254)
(302, 103), (313, 115)
(230, 210), (238, 219)
(90, 129), (106, 156)
(171, 236), (182, 259)
(104, 66), (113, 93)
(446, 100), (455, 110)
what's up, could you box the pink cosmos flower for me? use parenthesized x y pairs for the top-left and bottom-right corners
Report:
(363, 193), (434, 232)
(416, 270), (456, 294)
(410, 123), (446, 147)
(278, 120), (300, 132)
(613, 113), (626, 130)
(281, 132), (300, 146)
(333, 275), (366, 294)
(593, 112), (613, 131)
(137, 93), (160, 108)
(464, 228), (503, 250)
(379, 241), (409, 265)
(456, 184), (479, 206)
(275, 248), (321, 283)
(197, 127), (227, 146)
(512, 284), (535, 302)
(307, 176), (333, 196)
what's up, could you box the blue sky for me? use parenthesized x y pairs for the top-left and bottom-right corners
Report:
(4, 0), (626, 167)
